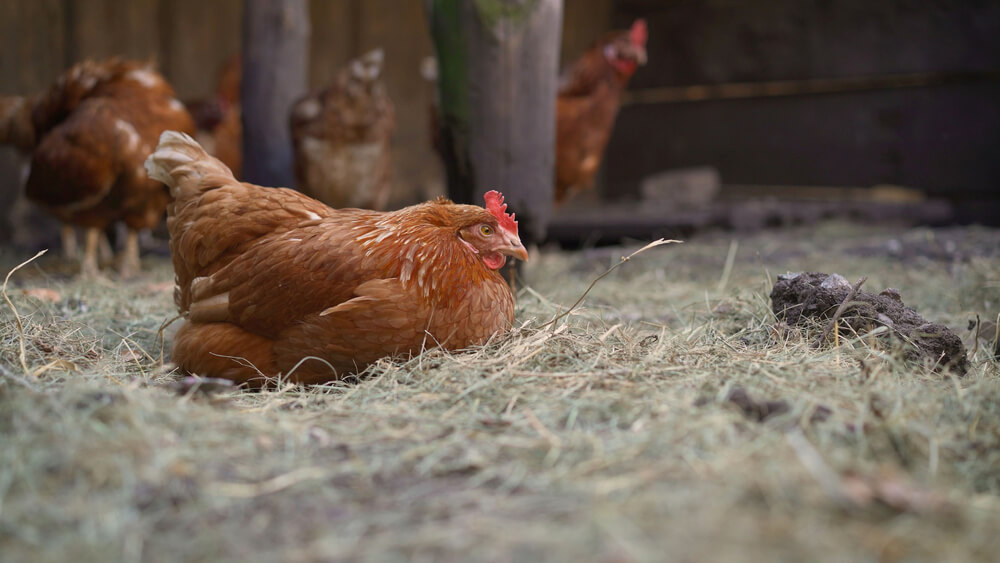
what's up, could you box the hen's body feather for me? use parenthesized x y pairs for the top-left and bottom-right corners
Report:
(147, 132), (518, 385)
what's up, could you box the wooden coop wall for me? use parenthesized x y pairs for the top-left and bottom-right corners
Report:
(3, 0), (997, 245)
(604, 0), (1000, 204)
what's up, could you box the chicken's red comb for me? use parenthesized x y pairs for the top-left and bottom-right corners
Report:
(484, 190), (518, 235)
(630, 19), (648, 46)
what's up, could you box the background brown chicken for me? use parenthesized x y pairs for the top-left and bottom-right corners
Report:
(290, 49), (395, 210)
(0, 59), (195, 276)
(187, 54), (243, 178)
(555, 19), (647, 203)
(0, 96), (37, 154)
(146, 131), (526, 385)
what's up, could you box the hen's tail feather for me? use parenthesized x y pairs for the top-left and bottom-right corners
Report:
(145, 130), (236, 202)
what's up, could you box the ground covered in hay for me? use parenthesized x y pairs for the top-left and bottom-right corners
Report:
(1, 221), (998, 562)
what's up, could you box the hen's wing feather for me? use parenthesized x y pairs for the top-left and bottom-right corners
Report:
(170, 185), (332, 274)
(210, 217), (375, 336)
(272, 278), (427, 381)
(152, 132), (342, 314)
(179, 198), (400, 338)
(172, 321), (279, 385)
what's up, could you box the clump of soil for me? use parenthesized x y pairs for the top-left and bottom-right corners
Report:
(770, 272), (968, 374)
(696, 385), (833, 424)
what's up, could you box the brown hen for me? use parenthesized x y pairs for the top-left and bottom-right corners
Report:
(1, 59), (195, 276)
(145, 131), (526, 385)
(556, 19), (648, 203)
(291, 49), (395, 210)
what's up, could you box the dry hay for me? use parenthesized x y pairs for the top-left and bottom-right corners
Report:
(0, 221), (998, 561)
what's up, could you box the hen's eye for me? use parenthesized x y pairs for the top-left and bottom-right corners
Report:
(480, 225), (493, 236)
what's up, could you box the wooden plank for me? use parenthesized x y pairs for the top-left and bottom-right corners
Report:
(560, 0), (611, 67)
(241, 0), (310, 188)
(157, 0), (243, 100)
(546, 199), (955, 247)
(618, 0), (1000, 90)
(0, 0), (68, 243)
(0, 0), (67, 94)
(67, 0), (160, 62)
(605, 82), (1000, 198)
(625, 71), (1000, 105)
(308, 0), (356, 89)
(429, 0), (563, 243)
(356, 0), (440, 206)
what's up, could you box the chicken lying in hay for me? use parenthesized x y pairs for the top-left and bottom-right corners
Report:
(145, 131), (527, 385)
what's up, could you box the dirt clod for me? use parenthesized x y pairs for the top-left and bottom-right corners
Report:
(710, 386), (832, 424)
(770, 272), (968, 374)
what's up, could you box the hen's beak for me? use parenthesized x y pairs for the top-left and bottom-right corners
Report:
(502, 233), (529, 262)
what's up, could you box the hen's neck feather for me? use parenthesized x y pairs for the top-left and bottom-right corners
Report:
(349, 203), (503, 304)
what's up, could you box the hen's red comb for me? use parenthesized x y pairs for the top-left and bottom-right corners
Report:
(484, 190), (518, 235)
(630, 19), (648, 46)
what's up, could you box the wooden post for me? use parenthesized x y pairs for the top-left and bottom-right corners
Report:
(429, 0), (562, 244)
(241, 0), (309, 188)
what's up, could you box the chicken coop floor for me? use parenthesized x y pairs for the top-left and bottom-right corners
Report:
(1, 220), (998, 561)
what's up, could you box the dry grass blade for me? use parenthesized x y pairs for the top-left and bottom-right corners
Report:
(32, 359), (78, 377)
(156, 315), (182, 367)
(540, 238), (682, 328)
(812, 276), (867, 348)
(971, 314), (981, 358)
(994, 312), (1000, 360)
(716, 239), (739, 293)
(1, 250), (48, 377)
(210, 467), (330, 498)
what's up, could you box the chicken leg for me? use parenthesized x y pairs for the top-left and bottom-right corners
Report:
(60, 225), (77, 260)
(118, 228), (141, 278)
(81, 227), (101, 277)
(98, 229), (114, 264)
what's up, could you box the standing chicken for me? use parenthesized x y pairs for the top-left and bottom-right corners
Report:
(0, 59), (195, 276)
(145, 131), (526, 385)
(290, 49), (395, 210)
(555, 19), (647, 203)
